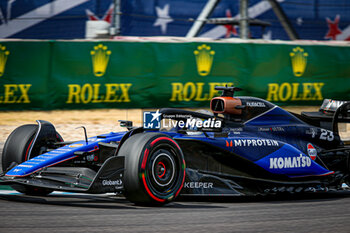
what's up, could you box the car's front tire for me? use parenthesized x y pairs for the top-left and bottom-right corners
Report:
(2, 124), (61, 196)
(120, 133), (186, 205)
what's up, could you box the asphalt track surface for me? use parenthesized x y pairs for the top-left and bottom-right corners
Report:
(1, 143), (350, 233)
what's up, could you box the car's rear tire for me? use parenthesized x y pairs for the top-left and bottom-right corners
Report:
(2, 124), (61, 196)
(120, 133), (186, 205)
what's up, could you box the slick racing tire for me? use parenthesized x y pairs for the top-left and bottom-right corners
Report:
(120, 133), (186, 205)
(2, 124), (62, 196)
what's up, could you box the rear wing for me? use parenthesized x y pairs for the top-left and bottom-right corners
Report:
(301, 99), (350, 133)
(320, 99), (349, 115)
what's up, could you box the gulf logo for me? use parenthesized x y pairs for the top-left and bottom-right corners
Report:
(307, 143), (317, 160)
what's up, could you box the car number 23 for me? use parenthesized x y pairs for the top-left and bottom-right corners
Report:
(320, 129), (334, 141)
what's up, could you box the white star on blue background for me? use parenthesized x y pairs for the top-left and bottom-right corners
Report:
(153, 4), (173, 34)
(151, 109), (162, 122)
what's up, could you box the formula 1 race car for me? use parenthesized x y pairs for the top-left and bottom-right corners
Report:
(1, 86), (350, 205)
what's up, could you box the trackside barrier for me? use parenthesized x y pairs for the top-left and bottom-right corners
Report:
(0, 39), (349, 110)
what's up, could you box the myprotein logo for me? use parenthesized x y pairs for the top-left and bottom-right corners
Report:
(269, 154), (312, 169)
(233, 139), (279, 147)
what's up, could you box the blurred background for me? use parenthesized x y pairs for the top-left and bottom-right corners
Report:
(1, 0), (350, 40)
(0, 0), (350, 140)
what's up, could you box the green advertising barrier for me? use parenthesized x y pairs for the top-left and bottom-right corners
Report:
(0, 41), (51, 109)
(0, 40), (350, 110)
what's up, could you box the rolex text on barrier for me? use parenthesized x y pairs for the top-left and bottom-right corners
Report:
(0, 40), (349, 110)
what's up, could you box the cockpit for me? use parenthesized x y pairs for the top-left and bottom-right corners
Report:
(210, 86), (275, 123)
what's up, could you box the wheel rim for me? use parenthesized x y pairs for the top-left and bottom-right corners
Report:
(143, 146), (183, 200)
(138, 136), (186, 203)
(151, 152), (176, 187)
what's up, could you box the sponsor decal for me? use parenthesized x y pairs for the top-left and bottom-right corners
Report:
(25, 161), (40, 164)
(290, 47), (308, 77)
(31, 159), (45, 162)
(307, 143), (317, 160)
(266, 82), (324, 102)
(18, 164), (33, 168)
(269, 154), (312, 169)
(230, 128), (243, 135)
(258, 127), (285, 132)
(66, 83), (132, 104)
(0, 44), (9, 77)
(246, 102), (266, 107)
(319, 129), (334, 141)
(184, 182), (213, 189)
(258, 127), (270, 132)
(102, 179), (123, 186)
(271, 127), (285, 132)
(233, 139), (279, 147)
(56, 148), (71, 151)
(69, 143), (84, 148)
(0, 84), (31, 104)
(306, 128), (317, 138)
(46, 152), (62, 155)
(194, 44), (215, 76)
(170, 82), (233, 102)
(143, 110), (222, 130)
(90, 44), (111, 77)
(86, 154), (95, 162)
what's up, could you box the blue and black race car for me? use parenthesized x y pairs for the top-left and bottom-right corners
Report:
(1, 86), (350, 205)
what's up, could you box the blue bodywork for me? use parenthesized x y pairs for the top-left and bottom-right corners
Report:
(5, 103), (335, 179)
(6, 132), (126, 177)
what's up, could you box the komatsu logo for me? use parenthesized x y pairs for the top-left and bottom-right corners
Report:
(234, 139), (279, 147)
(269, 154), (312, 169)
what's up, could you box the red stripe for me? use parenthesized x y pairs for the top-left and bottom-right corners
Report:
(88, 146), (99, 153)
(141, 148), (149, 169)
(289, 171), (335, 178)
(142, 173), (165, 203)
(150, 137), (181, 150)
(158, 162), (166, 178)
(318, 171), (335, 176)
(24, 138), (34, 161)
